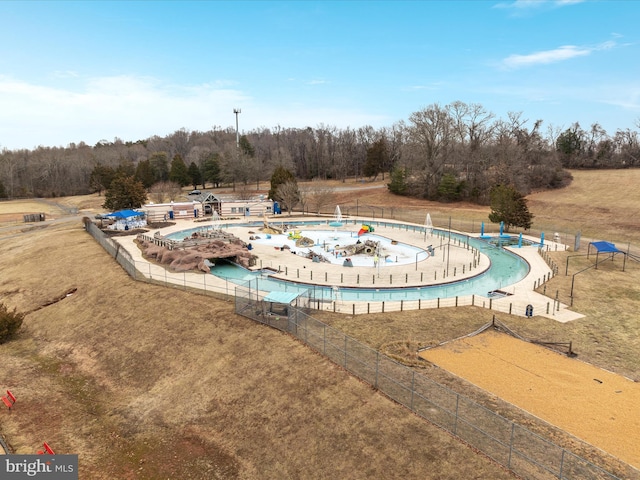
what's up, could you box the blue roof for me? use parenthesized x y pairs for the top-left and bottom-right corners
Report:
(590, 241), (621, 253)
(108, 209), (145, 219)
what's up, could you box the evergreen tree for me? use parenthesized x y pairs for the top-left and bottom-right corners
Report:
(89, 164), (116, 196)
(135, 159), (156, 189)
(239, 135), (255, 157)
(188, 162), (203, 189)
(488, 184), (533, 231)
(103, 174), (148, 211)
(115, 162), (135, 178)
(363, 138), (388, 179)
(437, 173), (461, 202)
(169, 154), (190, 186)
(269, 165), (297, 201)
(202, 153), (222, 188)
(149, 152), (169, 182)
(387, 166), (408, 195)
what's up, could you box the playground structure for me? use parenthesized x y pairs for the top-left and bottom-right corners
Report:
(357, 224), (374, 236)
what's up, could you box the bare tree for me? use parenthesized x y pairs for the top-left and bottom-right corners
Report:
(299, 183), (336, 214)
(235, 183), (255, 201)
(277, 180), (300, 216)
(148, 181), (182, 203)
(408, 104), (454, 198)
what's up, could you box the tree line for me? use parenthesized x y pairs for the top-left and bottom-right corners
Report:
(1, 101), (639, 204)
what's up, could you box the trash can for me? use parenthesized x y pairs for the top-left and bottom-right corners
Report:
(526, 304), (533, 318)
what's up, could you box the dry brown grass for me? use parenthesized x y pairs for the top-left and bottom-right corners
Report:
(0, 170), (639, 478)
(0, 216), (514, 477)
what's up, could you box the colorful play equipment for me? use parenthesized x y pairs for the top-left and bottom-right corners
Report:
(357, 224), (374, 236)
(288, 230), (302, 240)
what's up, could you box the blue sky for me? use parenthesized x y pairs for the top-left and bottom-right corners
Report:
(1, 0), (639, 150)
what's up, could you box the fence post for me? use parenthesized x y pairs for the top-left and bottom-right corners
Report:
(508, 423), (515, 468)
(453, 394), (460, 434)
(410, 371), (415, 410)
(344, 336), (348, 368)
(323, 324), (326, 354)
(375, 351), (380, 389)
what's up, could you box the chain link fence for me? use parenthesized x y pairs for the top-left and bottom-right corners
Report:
(85, 218), (638, 479)
(234, 284), (637, 480)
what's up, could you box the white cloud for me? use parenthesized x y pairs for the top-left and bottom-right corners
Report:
(494, 0), (585, 10)
(0, 74), (249, 149)
(502, 40), (617, 69)
(0, 74), (388, 150)
(502, 45), (591, 68)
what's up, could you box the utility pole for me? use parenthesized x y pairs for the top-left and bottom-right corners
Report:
(233, 108), (241, 192)
(233, 108), (241, 147)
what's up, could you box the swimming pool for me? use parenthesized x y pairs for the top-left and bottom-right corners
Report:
(163, 221), (530, 302)
(210, 239), (527, 302)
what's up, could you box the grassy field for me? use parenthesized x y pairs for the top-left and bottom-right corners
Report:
(0, 169), (639, 478)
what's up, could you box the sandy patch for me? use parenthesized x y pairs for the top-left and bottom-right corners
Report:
(420, 330), (640, 468)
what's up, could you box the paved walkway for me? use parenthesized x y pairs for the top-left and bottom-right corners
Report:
(114, 216), (584, 322)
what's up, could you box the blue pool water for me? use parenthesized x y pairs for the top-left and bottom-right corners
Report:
(210, 240), (527, 302)
(167, 221), (531, 301)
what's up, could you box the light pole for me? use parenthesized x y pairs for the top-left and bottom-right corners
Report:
(233, 108), (241, 192)
(233, 108), (241, 147)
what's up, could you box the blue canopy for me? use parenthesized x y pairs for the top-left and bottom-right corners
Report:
(590, 241), (620, 253)
(108, 209), (145, 219)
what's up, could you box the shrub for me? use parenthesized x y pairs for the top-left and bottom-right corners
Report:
(0, 303), (25, 343)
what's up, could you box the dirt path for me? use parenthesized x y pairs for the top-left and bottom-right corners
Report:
(420, 330), (640, 469)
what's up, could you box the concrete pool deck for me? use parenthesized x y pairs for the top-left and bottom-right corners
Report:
(113, 216), (584, 322)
